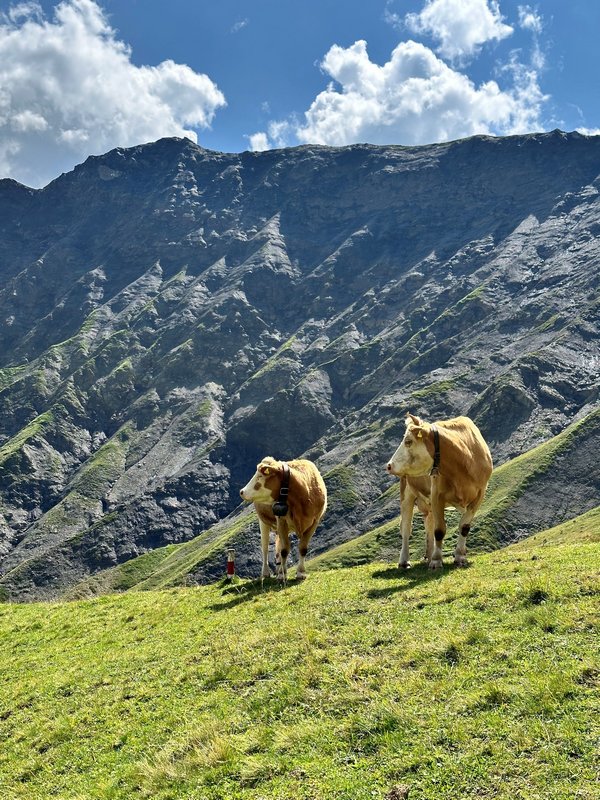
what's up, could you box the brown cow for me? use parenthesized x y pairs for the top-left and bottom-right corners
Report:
(386, 413), (493, 570)
(240, 456), (327, 581)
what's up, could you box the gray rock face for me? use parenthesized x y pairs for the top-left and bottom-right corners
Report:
(0, 130), (599, 599)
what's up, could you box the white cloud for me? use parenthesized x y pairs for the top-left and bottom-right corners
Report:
(518, 5), (543, 34)
(0, 0), (226, 187)
(249, 132), (269, 151)
(406, 0), (513, 61)
(231, 18), (248, 34)
(11, 110), (49, 132)
(576, 128), (600, 137)
(1, 1), (43, 24)
(249, 120), (294, 151)
(291, 38), (546, 148)
(517, 5), (545, 70)
(267, 120), (293, 148)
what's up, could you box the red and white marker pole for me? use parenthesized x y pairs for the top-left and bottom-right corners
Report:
(226, 548), (235, 580)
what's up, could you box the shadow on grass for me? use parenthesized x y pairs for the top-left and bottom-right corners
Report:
(366, 560), (472, 599)
(208, 575), (304, 611)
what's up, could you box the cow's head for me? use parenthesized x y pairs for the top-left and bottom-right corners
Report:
(386, 413), (434, 477)
(240, 457), (282, 503)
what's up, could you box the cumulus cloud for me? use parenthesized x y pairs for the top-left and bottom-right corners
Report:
(254, 0), (550, 154)
(248, 132), (269, 152)
(249, 120), (295, 152)
(406, 0), (513, 61)
(0, 0), (226, 187)
(290, 38), (546, 148)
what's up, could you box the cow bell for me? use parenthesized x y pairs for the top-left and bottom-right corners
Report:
(272, 500), (289, 517)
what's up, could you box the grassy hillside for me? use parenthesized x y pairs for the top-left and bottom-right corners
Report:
(62, 406), (600, 598)
(510, 503), (600, 548)
(1, 528), (597, 800)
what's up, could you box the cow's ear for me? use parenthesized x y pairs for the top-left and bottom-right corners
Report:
(258, 464), (271, 476)
(406, 412), (423, 427)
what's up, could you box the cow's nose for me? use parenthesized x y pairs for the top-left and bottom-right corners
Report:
(239, 489), (244, 498)
(386, 462), (392, 472)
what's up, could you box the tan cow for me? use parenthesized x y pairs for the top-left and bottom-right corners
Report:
(386, 413), (493, 570)
(240, 456), (327, 581)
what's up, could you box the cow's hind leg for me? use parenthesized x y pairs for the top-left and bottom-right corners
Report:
(297, 518), (319, 579)
(429, 481), (446, 570)
(454, 497), (482, 566)
(276, 520), (291, 584)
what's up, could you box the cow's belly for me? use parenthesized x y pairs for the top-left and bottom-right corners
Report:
(407, 475), (470, 512)
(255, 504), (300, 533)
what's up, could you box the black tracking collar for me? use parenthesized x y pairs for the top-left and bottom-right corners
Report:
(430, 425), (441, 476)
(272, 462), (291, 516)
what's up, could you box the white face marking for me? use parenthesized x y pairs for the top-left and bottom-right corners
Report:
(387, 428), (433, 477)
(240, 469), (274, 503)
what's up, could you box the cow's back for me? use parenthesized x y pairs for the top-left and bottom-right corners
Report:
(288, 458), (328, 517)
(438, 416), (493, 482)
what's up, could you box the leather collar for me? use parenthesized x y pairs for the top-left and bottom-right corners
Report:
(430, 425), (441, 476)
(272, 462), (290, 516)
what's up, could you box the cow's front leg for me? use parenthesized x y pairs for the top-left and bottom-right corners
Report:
(399, 478), (417, 568)
(276, 520), (291, 584)
(429, 481), (446, 570)
(259, 517), (272, 578)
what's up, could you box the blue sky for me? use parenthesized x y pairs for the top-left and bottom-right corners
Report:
(1, 0), (599, 187)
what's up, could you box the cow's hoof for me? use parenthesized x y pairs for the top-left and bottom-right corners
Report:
(429, 559), (443, 571)
(261, 568), (271, 579)
(398, 560), (411, 570)
(296, 570), (307, 580)
(454, 556), (468, 567)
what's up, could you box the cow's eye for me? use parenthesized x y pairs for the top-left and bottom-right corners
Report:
(405, 439), (412, 447)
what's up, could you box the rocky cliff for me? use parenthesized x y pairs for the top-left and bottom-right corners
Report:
(1, 130), (599, 599)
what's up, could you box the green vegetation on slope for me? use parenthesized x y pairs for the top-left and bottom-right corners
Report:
(68, 406), (600, 597)
(69, 511), (258, 599)
(511, 503), (600, 548)
(474, 406), (600, 544)
(0, 534), (597, 800)
(0, 411), (54, 466)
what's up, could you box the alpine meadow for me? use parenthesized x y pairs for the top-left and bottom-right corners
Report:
(0, 130), (599, 799)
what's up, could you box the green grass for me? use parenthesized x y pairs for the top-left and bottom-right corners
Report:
(0, 530), (597, 800)
(308, 517), (403, 571)
(474, 405), (600, 544)
(409, 378), (459, 399)
(324, 464), (361, 510)
(511, 503), (600, 548)
(67, 546), (180, 599)
(130, 513), (258, 593)
(0, 411), (54, 467)
(0, 366), (27, 392)
(71, 512), (259, 598)
(71, 425), (133, 499)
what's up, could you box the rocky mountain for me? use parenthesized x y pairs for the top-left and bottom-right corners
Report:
(0, 130), (599, 600)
